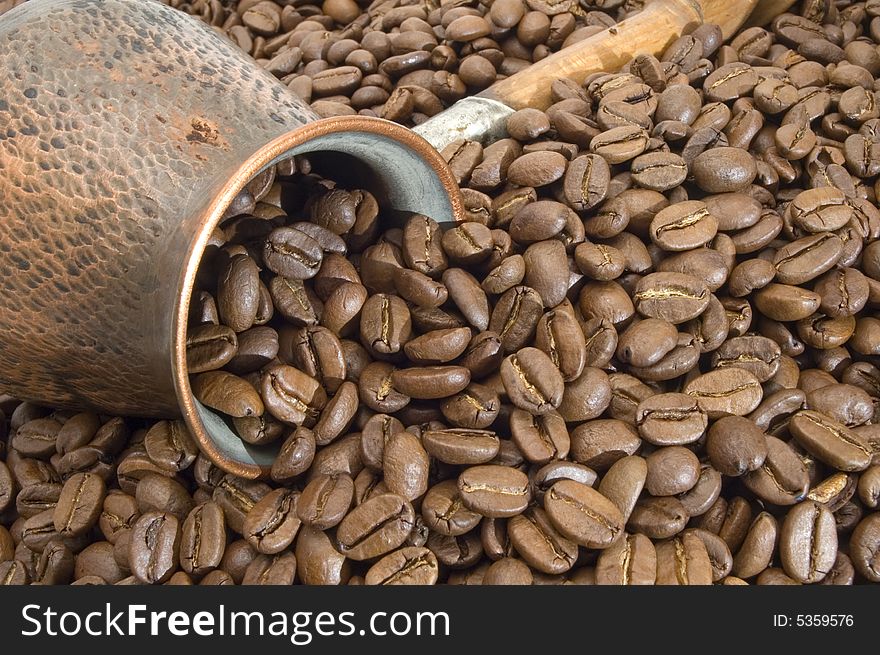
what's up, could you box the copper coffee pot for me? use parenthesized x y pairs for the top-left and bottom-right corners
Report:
(0, 0), (793, 478)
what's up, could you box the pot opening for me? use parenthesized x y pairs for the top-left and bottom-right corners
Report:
(173, 116), (462, 479)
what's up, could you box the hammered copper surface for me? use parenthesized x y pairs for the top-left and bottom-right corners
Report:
(0, 0), (317, 414)
(0, 0), (462, 435)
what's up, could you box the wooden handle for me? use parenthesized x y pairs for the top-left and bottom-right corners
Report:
(478, 0), (759, 112)
(742, 0), (798, 28)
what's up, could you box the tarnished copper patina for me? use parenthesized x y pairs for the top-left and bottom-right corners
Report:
(0, 0), (463, 478)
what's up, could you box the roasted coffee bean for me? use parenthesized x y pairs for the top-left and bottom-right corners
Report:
(359, 293), (412, 357)
(633, 273), (710, 324)
(590, 125), (650, 164)
(335, 493), (415, 560)
(128, 512), (180, 585)
(422, 480), (481, 537)
(650, 201), (718, 251)
(692, 147), (757, 193)
(391, 366), (470, 399)
(263, 227), (323, 280)
(563, 154), (610, 211)
(403, 328), (471, 365)
(13, 418), (61, 459)
(53, 473), (105, 537)
(754, 283), (821, 321)
(458, 465), (530, 518)
(365, 546), (438, 585)
(180, 502), (226, 574)
(788, 410), (872, 472)
(382, 431), (429, 501)
(136, 473), (194, 522)
(743, 436), (810, 506)
(510, 409), (570, 464)
(779, 500), (837, 584)
(441, 383), (500, 429)
(806, 383), (873, 427)
(261, 364), (327, 426)
(773, 233), (844, 285)
(645, 447), (700, 496)
(501, 347), (564, 415)
(489, 286), (544, 354)
(571, 420), (641, 471)
(617, 319), (678, 368)
(850, 513), (880, 582)
(627, 496), (688, 540)
(595, 532), (656, 585)
(443, 268), (490, 331)
(545, 480), (624, 548)
(712, 335), (781, 382)
(270, 427), (316, 482)
(655, 533), (713, 585)
(185, 325), (238, 374)
(684, 368), (763, 418)
(706, 416), (768, 476)
(636, 393), (707, 445)
(144, 421), (199, 473)
(297, 473), (352, 530)
(279, 325), (346, 394)
(423, 429), (500, 465)
(731, 511), (778, 580)
(508, 507), (578, 575)
(191, 371), (264, 418)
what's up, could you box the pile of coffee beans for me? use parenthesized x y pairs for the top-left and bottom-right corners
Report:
(3, 0), (880, 585)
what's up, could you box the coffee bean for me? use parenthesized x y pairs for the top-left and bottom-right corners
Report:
(458, 465), (530, 518)
(590, 125), (650, 164)
(595, 532), (656, 585)
(558, 366), (612, 422)
(684, 368), (763, 418)
(649, 201), (718, 251)
(53, 473), (105, 537)
(773, 232), (844, 285)
(849, 513), (880, 582)
(297, 473), (353, 530)
(441, 383), (500, 429)
(191, 371), (264, 418)
(617, 319), (678, 368)
(365, 546), (438, 585)
(270, 427), (316, 482)
(655, 533), (713, 585)
(743, 436), (810, 506)
(779, 500), (837, 583)
(144, 420), (199, 473)
(633, 272), (710, 324)
(128, 512), (180, 584)
(335, 494), (415, 560)
(545, 480), (624, 548)
(489, 286), (544, 354)
(501, 347), (564, 415)
(391, 366), (470, 399)
(383, 431), (429, 501)
(627, 496), (688, 540)
(645, 447), (700, 496)
(509, 409), (569, 464)
(508, 507), (578, 574)
(180, 502), (226, 574)
(261, 364), (327, 426)
(636, 393), (707, 445)
(421, 480), (481, 537)
(707, 416), (768, 476)
(789, 410), (873, 472)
